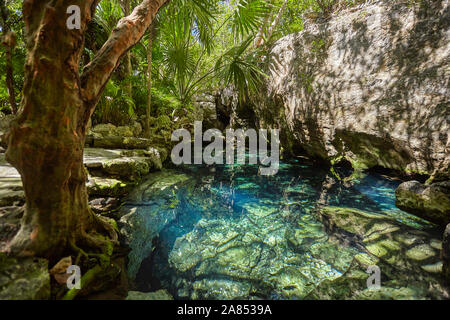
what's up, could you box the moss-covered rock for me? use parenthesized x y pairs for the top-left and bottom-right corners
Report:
(103, 158), (150, 181)
(0, 178), (24, 207)
(0, 253), (50, 300)
(90, 136), (153, 150)
(395, 180), (450, 227)
(87, 176), (135, 197)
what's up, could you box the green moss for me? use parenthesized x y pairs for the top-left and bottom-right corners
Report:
(87, 177), (135, 197)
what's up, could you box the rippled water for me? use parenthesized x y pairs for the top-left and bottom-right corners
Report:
(129, 155), (447, 300)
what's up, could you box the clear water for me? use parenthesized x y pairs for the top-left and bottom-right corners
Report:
(130, 155), (446, 300)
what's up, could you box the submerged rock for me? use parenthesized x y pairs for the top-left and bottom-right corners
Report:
(119, 170), (192, 280)
(163, 209), (358, 300)
(310, 206), (448, 299)
(395, 180), (450, 227)
(126, 290), (173, 300)
(443, 224), (450, 281)
(0, 253), (50, 300)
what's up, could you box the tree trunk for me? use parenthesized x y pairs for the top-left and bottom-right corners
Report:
(0, 2), (18, 114)
(253, 1), (273, 49)
(3, 0), (167, 261)
(265, 0), (288, 45)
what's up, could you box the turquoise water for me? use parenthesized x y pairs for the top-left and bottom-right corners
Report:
(130, 156), (447, 300)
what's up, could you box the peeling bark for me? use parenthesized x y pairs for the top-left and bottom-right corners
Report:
(4, 0), (168, 261)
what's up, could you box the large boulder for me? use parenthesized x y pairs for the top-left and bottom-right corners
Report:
(84, 148), (163, 182)
(395, 181), (450, 227)
(254, 0), (449, 175)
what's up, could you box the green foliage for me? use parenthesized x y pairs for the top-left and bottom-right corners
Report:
(0, 0), (370, 125)
(231, 0), (269, 41)
(215, 37), (266, 97)
(93, 78), (136, 126)
(0, 0), (25, 113)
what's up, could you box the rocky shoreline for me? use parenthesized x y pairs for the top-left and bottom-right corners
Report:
(0, 121), (174, 300)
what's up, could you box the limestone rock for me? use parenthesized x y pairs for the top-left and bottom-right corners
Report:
(395, 180), (450, 226)
(87, 176), (135, 197)
(119, 170), (192, 280)
(102, 158), (150, 181)
(164, 211), (357, 300)
(254, 0), (449, 175)
(90, 123), (118, 137)
(84, 148), (163, 181)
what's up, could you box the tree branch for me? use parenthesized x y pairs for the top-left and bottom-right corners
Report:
(80, 0), (168, 114)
